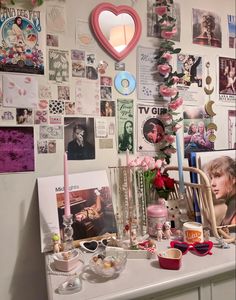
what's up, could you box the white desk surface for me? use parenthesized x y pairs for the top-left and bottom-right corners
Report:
(45, 239), (236, 300)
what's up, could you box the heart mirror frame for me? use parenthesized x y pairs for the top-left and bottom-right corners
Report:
(90, 3), (142, 61)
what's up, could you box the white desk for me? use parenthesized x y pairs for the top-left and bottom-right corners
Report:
(45, 239), (236, 300)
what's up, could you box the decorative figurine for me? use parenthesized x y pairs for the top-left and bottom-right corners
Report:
(203, 227), (211, 241)
(52, 233), (61, 253)
(163, 221), (172, 240)
(156, 223), (164, 241)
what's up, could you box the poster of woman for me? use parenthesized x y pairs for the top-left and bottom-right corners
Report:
(196, 150), (236, 230)
(0, 7), (44, 74)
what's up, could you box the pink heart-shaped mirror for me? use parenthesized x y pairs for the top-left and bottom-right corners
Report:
(91, 3), (142, 61)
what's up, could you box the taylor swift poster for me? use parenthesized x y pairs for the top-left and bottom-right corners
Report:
(0, 7), (45, 74)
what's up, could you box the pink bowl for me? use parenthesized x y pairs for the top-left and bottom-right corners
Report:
(157, 248), (182, 270)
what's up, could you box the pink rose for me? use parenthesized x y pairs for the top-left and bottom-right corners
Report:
(164, 135), (175, 144)
(155, 159), (164, 169)
(168, 97), (183, 110)
(160, 113), (173, 122)
(172, 76), (180, 83)
(155, 6), (167, 16)
(164, 147), (176, 155)
(161, 28), (177, 39)
(172, 124), (182, 132)
(160, 85), (178, 97)
(157, 64), (171, 76)
(161, 52), (172, 61)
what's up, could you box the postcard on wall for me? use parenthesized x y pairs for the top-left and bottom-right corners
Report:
(46, 5), (66, 33)
(195, 149), (235, 227)
(48, 49), (69, 83)
(183, 106), (214, 158)
(76, 19), (96, 51)
(137, 102), (167, 154)
(192, 8), (222, 48)
(228, 110), (236, 149)
(3, 74), (38, 108)
(136, 46), (159, 100)
(0, 7), (45, 74)
(227, 15), (236, 48)
(0, 126), (34, 173)
(117, 99), (134, 154)
(75, 79), (100, 116)
(37, 170), (117, 252)
(218, 56), (236, 105)
(176, 53), (204, 103)
(0, 107), (16, 125)
(64, 117), (95, 160)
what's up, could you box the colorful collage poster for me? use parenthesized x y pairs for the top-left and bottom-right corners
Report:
(0, 7), (44, 74)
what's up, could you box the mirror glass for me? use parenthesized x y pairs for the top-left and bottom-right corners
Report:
(99, 11), (135, 53)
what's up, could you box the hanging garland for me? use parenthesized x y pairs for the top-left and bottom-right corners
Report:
(153, 0), (184, 163)
(0, 0), (44, 8)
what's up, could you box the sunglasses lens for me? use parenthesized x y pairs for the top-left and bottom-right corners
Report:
(174, 243), (188, 253)
(101, 239), (108, 246)
(194, 243), (209, 254)
(83, 241), (98, 251)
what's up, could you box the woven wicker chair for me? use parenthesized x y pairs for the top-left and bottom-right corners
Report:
(164, 166), (235, 242)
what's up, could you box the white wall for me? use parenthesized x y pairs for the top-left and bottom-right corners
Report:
(0, 0), (235, 299)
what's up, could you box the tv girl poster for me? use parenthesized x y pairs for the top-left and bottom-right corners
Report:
(0, 7), (45, 74)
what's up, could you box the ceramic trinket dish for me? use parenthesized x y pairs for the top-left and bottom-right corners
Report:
(157, 248), (182, 270)
(53, 248), (84, 272)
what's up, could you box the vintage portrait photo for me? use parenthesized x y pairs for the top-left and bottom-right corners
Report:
(64, 117), (95, 160)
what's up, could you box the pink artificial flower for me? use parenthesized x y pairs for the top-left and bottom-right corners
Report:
(164, 135), (175, 144)
(160, 113), (173, 122)
(172, 124), (182, 132)
(142, 156), (156, 170)
(164, 148), (176, 155)
(168, 97), (183, 110)
(161, 28), (177, 39)
(155, 159), (164, 169)
(157, 64), (171, 76)
(162, 52), (172, 61)
(171, 76), (180, 83)
(155, 6), (167, 16)
(31, 0), (37, 5)
(160, 85), (178, 97)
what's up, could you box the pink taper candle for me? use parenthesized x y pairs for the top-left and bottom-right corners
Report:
(64, 152), (71, 217)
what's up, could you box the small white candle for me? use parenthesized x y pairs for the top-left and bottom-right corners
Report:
(64, 152), (71, 217)
(176, 132), (185, 194)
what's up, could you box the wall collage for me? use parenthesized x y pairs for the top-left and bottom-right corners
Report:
(0, 0), (235, 174)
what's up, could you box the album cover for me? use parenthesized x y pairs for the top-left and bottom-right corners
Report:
(37, 170), (117, 252)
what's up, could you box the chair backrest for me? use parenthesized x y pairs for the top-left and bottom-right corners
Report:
(164, 166), (220, 238)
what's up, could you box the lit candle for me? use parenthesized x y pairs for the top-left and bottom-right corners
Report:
(64, 152), (71, 217)
(175, 132), (185, 194)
